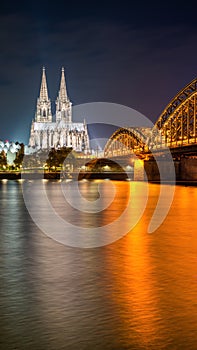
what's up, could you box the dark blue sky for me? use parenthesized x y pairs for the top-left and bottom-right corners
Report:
(0, 0), (197, 143)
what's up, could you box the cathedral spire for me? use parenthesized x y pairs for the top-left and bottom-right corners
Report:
(39, 66), (49, 101)
(56, 67), (72, 122)
(35, 67), (52, 123)
(59, 67), (68, 101)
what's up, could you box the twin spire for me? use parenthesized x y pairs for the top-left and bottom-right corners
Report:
(36, 67), (71, 123)
(39, 66), (68, 102)
(39, 67), (49, 101)
(59, 67), (68, 101)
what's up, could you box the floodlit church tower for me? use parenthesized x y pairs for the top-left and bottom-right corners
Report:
(28, 67), (90, 153)
(56, 67), (72, 122)
(35, 67), (52, 123)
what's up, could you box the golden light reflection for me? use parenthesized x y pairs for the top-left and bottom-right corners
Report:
(100, 183), (197, 347)
(2, 179), (8, 184)
(17, 178), (25, 183)
(99, 183), (164, 347)
(102, 223), (161, 347)
(17, 181), (197, 348)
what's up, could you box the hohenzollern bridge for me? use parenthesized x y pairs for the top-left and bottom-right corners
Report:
(104, 77), (197, 158)
(103, 77), (197, 181)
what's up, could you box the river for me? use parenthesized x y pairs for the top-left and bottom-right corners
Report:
(0, 180), (197, 349)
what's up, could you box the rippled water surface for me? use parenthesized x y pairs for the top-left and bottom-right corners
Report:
(1, 180), (197, 350)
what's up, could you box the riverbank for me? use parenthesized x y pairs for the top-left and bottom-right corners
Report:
(0, 171), (130, 181)
(0, 171), (197, 186)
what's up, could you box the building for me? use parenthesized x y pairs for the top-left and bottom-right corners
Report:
(29, 67), (90, 152)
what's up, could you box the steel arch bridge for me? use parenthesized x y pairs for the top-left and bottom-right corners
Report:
(104, 127), (152, 157)
(104, 77), (197, 157)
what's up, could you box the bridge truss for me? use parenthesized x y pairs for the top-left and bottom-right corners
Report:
(155, 77), (197, 148)
(104, 127), (152, 157)
(104, 77), (197, 157)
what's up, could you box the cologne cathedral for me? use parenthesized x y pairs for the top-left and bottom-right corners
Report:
(29, 67), (90, 152)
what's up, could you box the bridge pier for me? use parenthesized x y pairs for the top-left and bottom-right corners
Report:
(134, 159), (180, 182)
(180, 158), (197, 181)
(134, 158), (197, 182)
(134, 159), (145, 181)
(103, 154), (197, 182)
(144, 160), (180, 182)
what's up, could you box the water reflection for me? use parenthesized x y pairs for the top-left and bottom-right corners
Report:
(102, 224), (162, 348)
(1, 181), (197, 349)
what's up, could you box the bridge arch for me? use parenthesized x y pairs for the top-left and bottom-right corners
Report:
(104, 77), (197, 158)
(155, 77), (197, 147)
(104, 127), (151, 157)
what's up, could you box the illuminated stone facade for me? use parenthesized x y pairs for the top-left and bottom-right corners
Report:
(29, 67), (89, 152)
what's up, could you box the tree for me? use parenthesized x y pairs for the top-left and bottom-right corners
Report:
(14, 143), (24, 169)
(46, 147), (72, 170)
(0, 150), (7, 169)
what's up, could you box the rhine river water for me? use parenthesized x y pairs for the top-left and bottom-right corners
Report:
(1, 179), (197, 349)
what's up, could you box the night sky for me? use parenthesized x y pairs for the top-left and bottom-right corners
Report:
(0, 0), (197, 144)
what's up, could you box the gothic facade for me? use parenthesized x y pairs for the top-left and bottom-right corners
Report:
(29, 67), (90, 152)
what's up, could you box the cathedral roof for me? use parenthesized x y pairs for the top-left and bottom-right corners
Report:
(33, 121), (85, 132)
